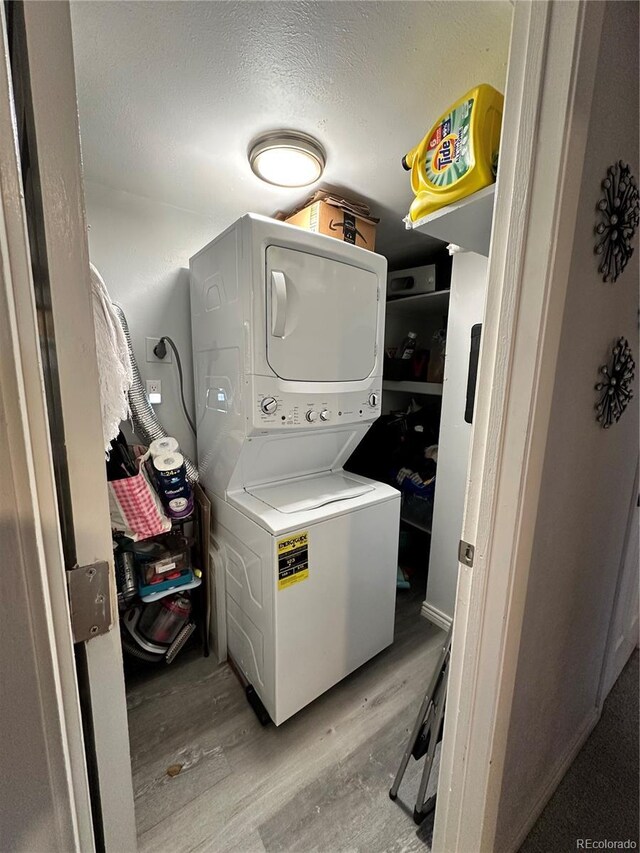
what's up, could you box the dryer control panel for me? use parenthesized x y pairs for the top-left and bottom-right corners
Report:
(250, 381), (381, 433)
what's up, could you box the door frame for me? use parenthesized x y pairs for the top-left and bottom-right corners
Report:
(0, 5), (93, 849)
(4, 2), (137, 850)
(433, 2), (608, 851)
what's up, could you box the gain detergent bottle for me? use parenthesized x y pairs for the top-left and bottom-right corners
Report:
(402, 84), (504, 222)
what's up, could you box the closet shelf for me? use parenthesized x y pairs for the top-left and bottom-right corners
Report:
(139, 576), (201, 604)
(382, 380), (443, 396)
(407, 184), (495, 257)
(386, 289), (450, 317)
(400, 514), (432, 535)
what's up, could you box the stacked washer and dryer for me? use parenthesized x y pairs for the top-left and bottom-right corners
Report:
(190, 214), (400, 725)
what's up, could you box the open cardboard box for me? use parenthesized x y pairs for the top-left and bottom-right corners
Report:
(281, 191), (378, 251)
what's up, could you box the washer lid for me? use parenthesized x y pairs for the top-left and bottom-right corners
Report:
(246, 471), (374, 514)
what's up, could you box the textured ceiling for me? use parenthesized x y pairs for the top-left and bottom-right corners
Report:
(70, 1), (512, 265)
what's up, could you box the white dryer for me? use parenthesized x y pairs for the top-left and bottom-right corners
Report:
(190, 214), (399, 725)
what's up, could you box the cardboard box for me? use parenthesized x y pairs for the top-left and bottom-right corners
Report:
(286, 198), (377, 251)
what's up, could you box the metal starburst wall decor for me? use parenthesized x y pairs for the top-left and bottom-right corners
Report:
(594, 161), (639, 282)
(595, 338), (635, 429)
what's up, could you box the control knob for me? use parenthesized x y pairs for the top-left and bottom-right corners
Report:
(320, 410), (331, 421)
(305, 410), (319, 423)
(368, 392), (379, 407)
(260, 396), (278, 415)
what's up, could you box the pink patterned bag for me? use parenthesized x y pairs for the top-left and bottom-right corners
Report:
(108, 450), (171, 541)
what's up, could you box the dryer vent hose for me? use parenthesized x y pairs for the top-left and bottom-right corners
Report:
(112, 303), (198, 483)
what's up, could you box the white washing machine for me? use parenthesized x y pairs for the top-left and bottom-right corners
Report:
(190, 214), (399, 725)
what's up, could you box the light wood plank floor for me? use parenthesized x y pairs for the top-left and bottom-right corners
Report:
(125, 590), (445, 853)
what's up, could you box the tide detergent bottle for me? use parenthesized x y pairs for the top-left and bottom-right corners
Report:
(403, 84), (504, 223)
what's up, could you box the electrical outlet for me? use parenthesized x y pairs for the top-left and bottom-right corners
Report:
(146, 379), (162, 404)
(145, 337), (172, 363)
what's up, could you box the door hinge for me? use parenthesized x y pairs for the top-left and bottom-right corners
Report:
(458, 540), (475, 568)
(66, 561), (113, 643)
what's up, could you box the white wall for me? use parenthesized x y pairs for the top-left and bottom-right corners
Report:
(424, 251), (487, 626)
(70, 1), (512, 268)
(84, 180), (215, 460)
(495, 2), (639, 847)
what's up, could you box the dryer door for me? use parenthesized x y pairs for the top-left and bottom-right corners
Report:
(266, 245), (379, 382)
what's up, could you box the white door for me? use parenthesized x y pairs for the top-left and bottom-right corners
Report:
(435, 2), (639, 851)
(4, 3), (136, 851)
(423, 250), (488, 628)
(1, 13), (93, 848)
(266, 245), (379, 381)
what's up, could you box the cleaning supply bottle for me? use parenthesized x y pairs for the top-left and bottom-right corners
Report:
(402, 84), (504, 223)
(400, 332), (418, 360)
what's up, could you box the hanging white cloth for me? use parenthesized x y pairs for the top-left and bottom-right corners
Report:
(90, 263), (133, 453)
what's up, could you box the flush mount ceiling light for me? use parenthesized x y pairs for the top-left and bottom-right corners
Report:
(249, 131), (325, 188)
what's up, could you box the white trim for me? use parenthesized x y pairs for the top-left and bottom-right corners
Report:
(420, 601), (452, 631)
(0, 6), (94, 849)
(0, 209), (84, 853)
(19, 4), (137, 850)
(432, 2), (606, 851)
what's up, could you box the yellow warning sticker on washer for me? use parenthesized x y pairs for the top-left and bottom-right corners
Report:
(277, 531), (309, 590)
